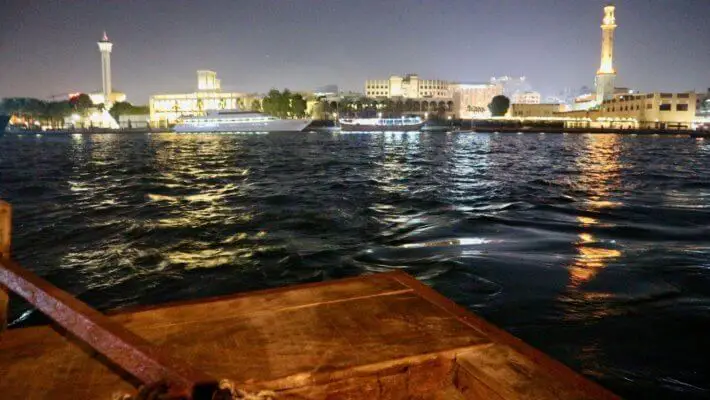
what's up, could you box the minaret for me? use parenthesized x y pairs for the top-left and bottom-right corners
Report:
(97, 32), (113, 106)
(595, 5), (617, 104)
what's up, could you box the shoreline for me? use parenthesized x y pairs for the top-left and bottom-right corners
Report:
(3, 126), (708, 138)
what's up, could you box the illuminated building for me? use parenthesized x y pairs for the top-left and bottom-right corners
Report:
(512, 91), (541, 104)
(562, 92), (697, 129)
(149, 71), (254, 126)
(595, 5), (617, 104)
(197, 70), (220, 91)
(450, 83), (503, 118)
(600, 92), (697, 129)
(365, 74), (450, 99)
(509, 103), (564, 118)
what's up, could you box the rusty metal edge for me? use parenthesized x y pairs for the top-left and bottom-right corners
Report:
(0, 257), (219, 399)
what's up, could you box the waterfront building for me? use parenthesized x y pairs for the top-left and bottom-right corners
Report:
(601, 92), (696, 129)
(595, 5), (618, 104)
(563, 91), (697, 129)
(509, 103), (564, 118)
(365, 74), (450, 99)
(450, 83), (503, 119)
(149, 71), (252, 126)
(512, 91), (541, 104)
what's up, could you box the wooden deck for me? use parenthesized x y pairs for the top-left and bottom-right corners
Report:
(0, 272), (619, 399)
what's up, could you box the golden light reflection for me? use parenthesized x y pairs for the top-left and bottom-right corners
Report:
(149, 135), (260, 269)
(568, 135), (623, 288)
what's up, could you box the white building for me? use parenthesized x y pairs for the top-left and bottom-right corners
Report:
(149, 71), (254, 126)
(365, 74), (450, 99)
(450, 83), (503, 118)
(512, 91), (541, 104)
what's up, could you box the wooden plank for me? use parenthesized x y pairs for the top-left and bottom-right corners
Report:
(389, 271), (620, 400)
(0, 272), (620, 399)
(0, 275), (491, 399)
(111, 272), (411, 327)
(0, 258), (219, 399)
(0, 200), (10, 258)
(456, 344), (599, 399)
(129, 291), (490, 387)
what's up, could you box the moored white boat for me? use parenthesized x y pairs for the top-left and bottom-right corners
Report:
(173, 109), (311, 133)
(339, 116), (425, 132)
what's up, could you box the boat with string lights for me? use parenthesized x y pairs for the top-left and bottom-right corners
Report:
(338, 116), (425, 132)
(173, 109), (311, 133)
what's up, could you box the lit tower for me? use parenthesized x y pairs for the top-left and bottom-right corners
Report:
(97, 32), (113, 106)
(595, 4), (617, 104)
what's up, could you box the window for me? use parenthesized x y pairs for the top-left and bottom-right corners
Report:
(646, 104), (652, 109)
(646, 93), (655, 99)
(660, 93), (673, 99)
(659, 104), (671, 111)
(676, 104), (689, 111)
(677, 93), (690, 99)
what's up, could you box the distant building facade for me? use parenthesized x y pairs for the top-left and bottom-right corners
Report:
(365, 74), (450, 99)
(600, 92), (696, 129)
(450, 83), (503, 118)
(149, 71), (250, 126)
(509, 103), (564, 118)
(512, 91), (541, 104)
(563, 92), (697, 129)
(510, 91), (541, 104)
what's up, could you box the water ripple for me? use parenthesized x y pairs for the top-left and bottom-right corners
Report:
(1, 132), (710, 399)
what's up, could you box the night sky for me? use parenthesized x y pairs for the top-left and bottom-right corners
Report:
(1, 0), (708, 104)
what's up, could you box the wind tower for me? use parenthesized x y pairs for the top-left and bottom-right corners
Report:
(97, 32), (113, 106)
(595, 4), (617, 104)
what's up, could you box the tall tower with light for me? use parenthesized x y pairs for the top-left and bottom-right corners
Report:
(97, 32), (113, 106)
(595, 4), (617, 104)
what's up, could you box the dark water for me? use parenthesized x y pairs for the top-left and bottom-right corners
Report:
(1, 132), (709, 398)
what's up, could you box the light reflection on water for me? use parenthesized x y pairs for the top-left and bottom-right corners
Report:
(1, 132), (710, 399)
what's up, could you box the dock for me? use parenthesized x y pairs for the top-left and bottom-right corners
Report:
(0, 201), (619, 399)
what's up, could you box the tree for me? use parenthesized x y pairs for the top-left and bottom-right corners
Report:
(279, 89), (291, 118)
(250, 99), (261, 112)
(70, 93), (94, 115)
(108, 101), (149, 122)
(291, 94), (307, 118)
(45, 101), (72, 127)
(488, 95), (510, 116)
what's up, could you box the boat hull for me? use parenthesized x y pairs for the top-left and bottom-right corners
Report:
(173, 119), (311, 133)
(340, 122), (425, 132)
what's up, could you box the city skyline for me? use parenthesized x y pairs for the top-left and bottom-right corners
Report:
(1, 0), (709, 103)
